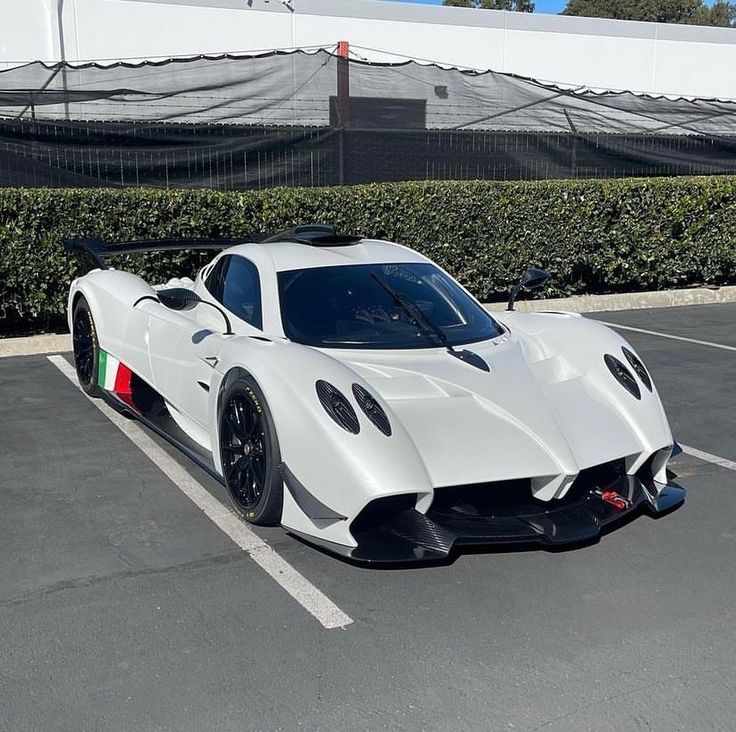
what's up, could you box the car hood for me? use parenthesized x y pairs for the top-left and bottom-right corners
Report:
(327, 335), (650, 498)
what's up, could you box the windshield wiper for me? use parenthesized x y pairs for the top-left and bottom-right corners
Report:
(370, 272), (448, 347)
(371, 271), (489, 372)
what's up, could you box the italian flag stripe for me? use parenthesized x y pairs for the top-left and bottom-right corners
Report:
(97, 349), (121, 391)
(97, 349), (134, 403)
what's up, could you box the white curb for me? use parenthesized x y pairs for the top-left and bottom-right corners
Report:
(485, 285), (736, 314)
(0, 333), (71, 358)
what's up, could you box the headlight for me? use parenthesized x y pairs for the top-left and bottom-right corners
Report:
(352, 384), (392, 436)
(315, 380), (360, 434)
(622, 346), (652, 392)
(604, 354), (641, 400)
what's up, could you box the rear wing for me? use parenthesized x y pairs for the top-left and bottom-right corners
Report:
(64, 225), (360, 270)
(64, 237), (254, 271)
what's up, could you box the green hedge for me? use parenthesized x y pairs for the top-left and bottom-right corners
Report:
(1, 177), (735, 336)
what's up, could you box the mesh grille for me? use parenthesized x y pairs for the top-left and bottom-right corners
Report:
(316, 380), (360, 434)
(622, 347), (652, 392)
(604, 354), (641, 400)
(3, 51), (736, 188)
(352, 384), (392, 437)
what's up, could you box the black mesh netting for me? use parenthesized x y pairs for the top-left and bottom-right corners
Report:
(0, 49), (734, 188)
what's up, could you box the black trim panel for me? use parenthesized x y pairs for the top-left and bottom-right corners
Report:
(279, 463), (347, 521)
(101, 382), (222, 484)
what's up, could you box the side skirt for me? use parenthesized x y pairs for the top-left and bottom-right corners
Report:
(99, 371), (222, 485)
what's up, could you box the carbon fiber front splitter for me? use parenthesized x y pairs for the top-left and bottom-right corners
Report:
(290, 482), (686, 565)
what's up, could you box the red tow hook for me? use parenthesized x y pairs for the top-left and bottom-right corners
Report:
(595, 489), (632, 511)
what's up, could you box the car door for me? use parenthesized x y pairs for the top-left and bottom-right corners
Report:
(147, 254), (263, 434)
(146, 301), (222, 436)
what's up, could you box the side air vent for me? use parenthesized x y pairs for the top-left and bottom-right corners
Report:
(604, 354), (641, 400)
(622, 346), (652, 391)
(352, 384), (392, 436)
(316, 380), (360, 434)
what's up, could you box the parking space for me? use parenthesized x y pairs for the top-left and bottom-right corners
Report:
(593, 302), (736, 350)
(1, 304), (735, 731)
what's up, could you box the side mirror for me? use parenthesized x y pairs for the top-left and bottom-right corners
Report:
(519, 267), (550, 291)
(158, 287), (233, 334)
(507, 267), (550, 311)
(158, 287), (201, 310)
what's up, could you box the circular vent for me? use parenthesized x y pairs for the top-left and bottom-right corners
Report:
(604, 354), (641, 400)
(622, 346), (652, 392)
(315, 380), (360, 434)
(352, 384), (392, 437)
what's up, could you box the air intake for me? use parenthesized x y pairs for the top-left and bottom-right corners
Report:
(604, 354), (641, 400)
(261, 224), (362, 247)
(622, 346), (652, 391)
(316, 380), (360, 434)
(352, 384), (392, 436)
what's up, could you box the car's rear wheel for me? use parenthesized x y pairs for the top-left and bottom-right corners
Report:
(72, 296), (102, 397)
(219, 375), (283, 525)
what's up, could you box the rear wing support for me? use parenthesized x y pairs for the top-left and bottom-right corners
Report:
(63, 237), (254, 272)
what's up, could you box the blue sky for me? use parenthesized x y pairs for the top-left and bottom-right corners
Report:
(390, 0), (567, 13)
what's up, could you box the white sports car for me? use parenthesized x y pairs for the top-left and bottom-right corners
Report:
(66, 225), (685, 563)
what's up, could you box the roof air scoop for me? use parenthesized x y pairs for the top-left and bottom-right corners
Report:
(260, 224), (362, 247)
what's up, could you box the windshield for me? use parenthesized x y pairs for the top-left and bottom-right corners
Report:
(278, 262), (504, 349)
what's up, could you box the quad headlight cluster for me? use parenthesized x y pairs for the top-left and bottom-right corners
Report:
(315, 380), (391, 436)
(604, 346), (653, 400)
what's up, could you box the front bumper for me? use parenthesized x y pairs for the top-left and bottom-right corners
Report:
(291, 477), (685, 565)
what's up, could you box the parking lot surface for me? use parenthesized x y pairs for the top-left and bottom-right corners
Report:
(1, 303), (735, 731)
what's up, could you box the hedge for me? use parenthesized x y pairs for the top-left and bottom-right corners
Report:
(1, 177), (735, 336)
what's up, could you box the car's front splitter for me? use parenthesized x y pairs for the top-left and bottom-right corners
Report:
(289, 480), (686, 565)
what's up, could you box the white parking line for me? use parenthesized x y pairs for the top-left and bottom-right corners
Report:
(47, 355), (353, 630)
(599, 321), (736, 353)
(680, 444), (736, 472)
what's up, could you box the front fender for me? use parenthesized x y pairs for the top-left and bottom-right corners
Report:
(68, 270), (157, 355)
(209, 337), (433, 548)
(497, 311), (673, 478)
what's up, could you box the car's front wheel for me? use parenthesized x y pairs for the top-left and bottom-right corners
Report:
(72, 295), (102, 397)
(218, 374), (283, 526)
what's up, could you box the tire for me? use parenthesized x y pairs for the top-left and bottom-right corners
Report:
(72, 295), (102, 398)
(218, 374), (283, 526)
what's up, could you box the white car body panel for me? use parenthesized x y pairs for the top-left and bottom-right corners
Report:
(67, 233), (683, 561)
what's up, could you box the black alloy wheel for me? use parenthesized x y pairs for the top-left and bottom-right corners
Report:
(219, 375), (283, 525)
(72, 296), (102, 397)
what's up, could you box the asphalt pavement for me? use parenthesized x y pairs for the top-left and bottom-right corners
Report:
(1, 304), (735, 731)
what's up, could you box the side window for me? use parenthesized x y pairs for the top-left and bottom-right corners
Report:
(217, 255), (263, 330)
(204, 256), (229, 301)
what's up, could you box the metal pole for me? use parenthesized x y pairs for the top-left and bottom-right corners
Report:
(336, 41), (349, 185)
(336, 41), (350, 128)
(55, 1), (69, 121)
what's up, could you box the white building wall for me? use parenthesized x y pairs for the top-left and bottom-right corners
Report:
(1, 0), (735, 100)
(0, 0), (61, 64)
